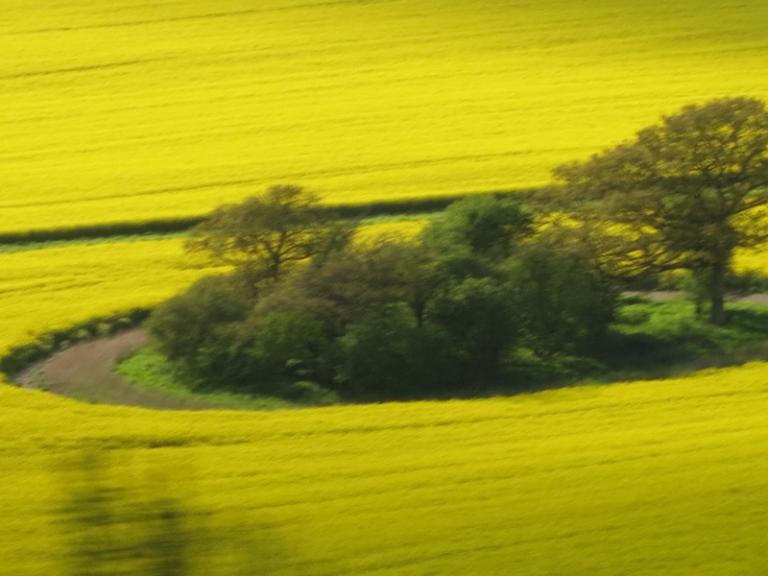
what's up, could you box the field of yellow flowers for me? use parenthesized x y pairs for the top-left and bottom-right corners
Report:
(2, 1), (768, 572)
(2, 0), (767, 234)
(2, 359), (768, 575)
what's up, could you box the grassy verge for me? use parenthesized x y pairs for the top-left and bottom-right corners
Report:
(0, 192), (526, 247)
(116, 347), (294, 410)
(596, 296), (768, 380)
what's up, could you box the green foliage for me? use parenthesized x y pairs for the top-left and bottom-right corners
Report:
(149, 194), (619, 400)
(725, 271), (768, 294)
(186, 185), (356, 281)
(602, 297), (768, 377)
(147, 275), (251, 385)
(281, 380), (339, 405)
(554, 97), (768, 324)
(505, 245), (617, 356)
(336, 304), (457, 397)
(427, 277), (519, 385)
(248, 310), (332, 388)
(116, 347), (293, 410)
(422, 195), (533, 259)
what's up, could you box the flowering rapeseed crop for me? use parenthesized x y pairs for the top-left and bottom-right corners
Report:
(2, 0), (767, 233)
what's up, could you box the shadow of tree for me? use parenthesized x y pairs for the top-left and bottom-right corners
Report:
(58, 451), (304, 576)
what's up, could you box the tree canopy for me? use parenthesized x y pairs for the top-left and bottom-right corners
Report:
(553, 97), (768, 323)
(186, 184), (355, 281)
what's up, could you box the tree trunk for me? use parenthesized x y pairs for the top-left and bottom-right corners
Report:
(708, 259), (727, 325)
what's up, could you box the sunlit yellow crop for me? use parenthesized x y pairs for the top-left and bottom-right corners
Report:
(2, 361), (768, 575)
(734, 247), (768, 277)
(0, 237), (215, 356)
(2, 0), (767, 233)
(2, 2), (768, 572)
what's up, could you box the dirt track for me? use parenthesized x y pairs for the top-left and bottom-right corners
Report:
(16, 329), (217, 409)
(625, 291), (768, 305)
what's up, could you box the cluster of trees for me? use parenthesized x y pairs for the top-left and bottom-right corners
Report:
(149, 187), (616, 400)
(149, 96), (768, 400)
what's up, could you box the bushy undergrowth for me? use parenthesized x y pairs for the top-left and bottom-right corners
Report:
(116, 347), (301, 410)
(599, 297), (768, 379)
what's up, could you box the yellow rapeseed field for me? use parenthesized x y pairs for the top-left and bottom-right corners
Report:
(2, 2), (767, 572)
(734, 248), (768, 277)
(2, 361), (768, 575)
(2, 0), (767, 233)
(0, 237), (215, 356)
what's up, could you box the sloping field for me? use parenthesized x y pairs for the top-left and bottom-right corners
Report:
(2, 0), (767, 233)
(0, 237), (216, 356)
(0, 219), (424, 356)
(2, 362), (768, 575)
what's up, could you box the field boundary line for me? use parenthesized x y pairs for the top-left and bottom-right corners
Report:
(0, 187), (547, 246)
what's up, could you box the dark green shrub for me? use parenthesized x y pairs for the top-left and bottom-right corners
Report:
(426, 277), (519, 386)
(336, 304), (458, 397)
(283, 381), (338, 405)
(505, 245), (617, 356)
(147, 275), (251, 365)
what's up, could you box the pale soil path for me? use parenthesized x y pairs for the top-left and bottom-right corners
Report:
(16, 329), (217, 409)
(625, 291), (768, 305)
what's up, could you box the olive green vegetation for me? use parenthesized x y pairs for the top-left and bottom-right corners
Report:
(147, 105), (768, 401)
(551, 97), (768, 325)
(148, 190), (618, 401)
(597, 296), (768, 380)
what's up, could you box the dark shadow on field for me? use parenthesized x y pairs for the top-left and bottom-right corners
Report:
(56, 451), (316, 576)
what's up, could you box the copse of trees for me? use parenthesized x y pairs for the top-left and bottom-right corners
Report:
(148, 187), (618, 401)
(146, 98), (768, 400)
(552, 97), (768, 324)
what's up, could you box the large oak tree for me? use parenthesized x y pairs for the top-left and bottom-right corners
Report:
(554, 97), (768, 324)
